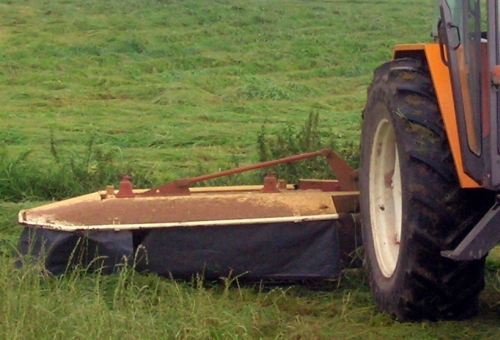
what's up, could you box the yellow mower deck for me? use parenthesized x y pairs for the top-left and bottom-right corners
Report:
(18, 187), (355, 231)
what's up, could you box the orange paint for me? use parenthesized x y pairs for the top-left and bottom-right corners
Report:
(393, 44), (480, 188)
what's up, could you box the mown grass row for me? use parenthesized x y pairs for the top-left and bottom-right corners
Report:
(0, 0), (431, 179)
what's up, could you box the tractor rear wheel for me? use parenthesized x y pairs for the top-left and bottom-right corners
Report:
(360, 58), (492, 321)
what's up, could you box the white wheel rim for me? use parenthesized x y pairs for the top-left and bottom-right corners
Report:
(369, 118), (402, 278)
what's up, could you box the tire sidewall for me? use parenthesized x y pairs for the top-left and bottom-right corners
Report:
(360, 89), (410, 314)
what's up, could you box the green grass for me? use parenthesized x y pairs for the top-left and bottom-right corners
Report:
(0, 0), (431, 185)
(0, 133), (155, 201)
(1, 202), (500, 339)
(2, 0), (500, 338)
(1, 261), (498, 339)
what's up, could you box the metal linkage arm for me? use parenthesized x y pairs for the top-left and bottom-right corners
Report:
(138, 149), (356, 196)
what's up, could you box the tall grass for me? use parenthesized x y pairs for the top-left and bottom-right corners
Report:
(0, 252), (498, 339)
(6, 247), (370, 339)
(0, 134), (152, 202)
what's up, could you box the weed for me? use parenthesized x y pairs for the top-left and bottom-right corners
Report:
(257, 112), (358, 183)
(0, 134), (152, 202)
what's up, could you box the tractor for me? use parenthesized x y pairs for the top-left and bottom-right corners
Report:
(359, 0), (500, 320)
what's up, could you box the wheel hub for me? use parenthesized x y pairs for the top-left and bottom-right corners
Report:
(369, 118), (402, 277)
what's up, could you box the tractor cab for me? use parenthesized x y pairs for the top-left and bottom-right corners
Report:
(438, 0), (500, 189)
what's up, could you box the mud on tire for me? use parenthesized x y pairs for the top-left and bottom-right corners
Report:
(360, 58), (493, 321)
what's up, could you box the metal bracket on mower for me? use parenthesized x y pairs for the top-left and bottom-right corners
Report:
(135, 149), (357, 197)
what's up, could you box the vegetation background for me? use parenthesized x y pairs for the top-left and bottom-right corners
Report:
(1, 0), (500, 338)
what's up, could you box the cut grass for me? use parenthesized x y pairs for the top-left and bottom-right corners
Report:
(0, 0), (432, 182)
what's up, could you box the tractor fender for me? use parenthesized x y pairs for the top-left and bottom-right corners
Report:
(392, 44), (480, 188)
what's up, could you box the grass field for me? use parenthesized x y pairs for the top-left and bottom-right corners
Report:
(0, 0), (432, 189)
(1, 0), (500, 338)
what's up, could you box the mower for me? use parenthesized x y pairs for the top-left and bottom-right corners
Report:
(18, 149), (361, 280)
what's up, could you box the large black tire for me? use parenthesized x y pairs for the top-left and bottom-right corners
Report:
(360, 58), (493, 321)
